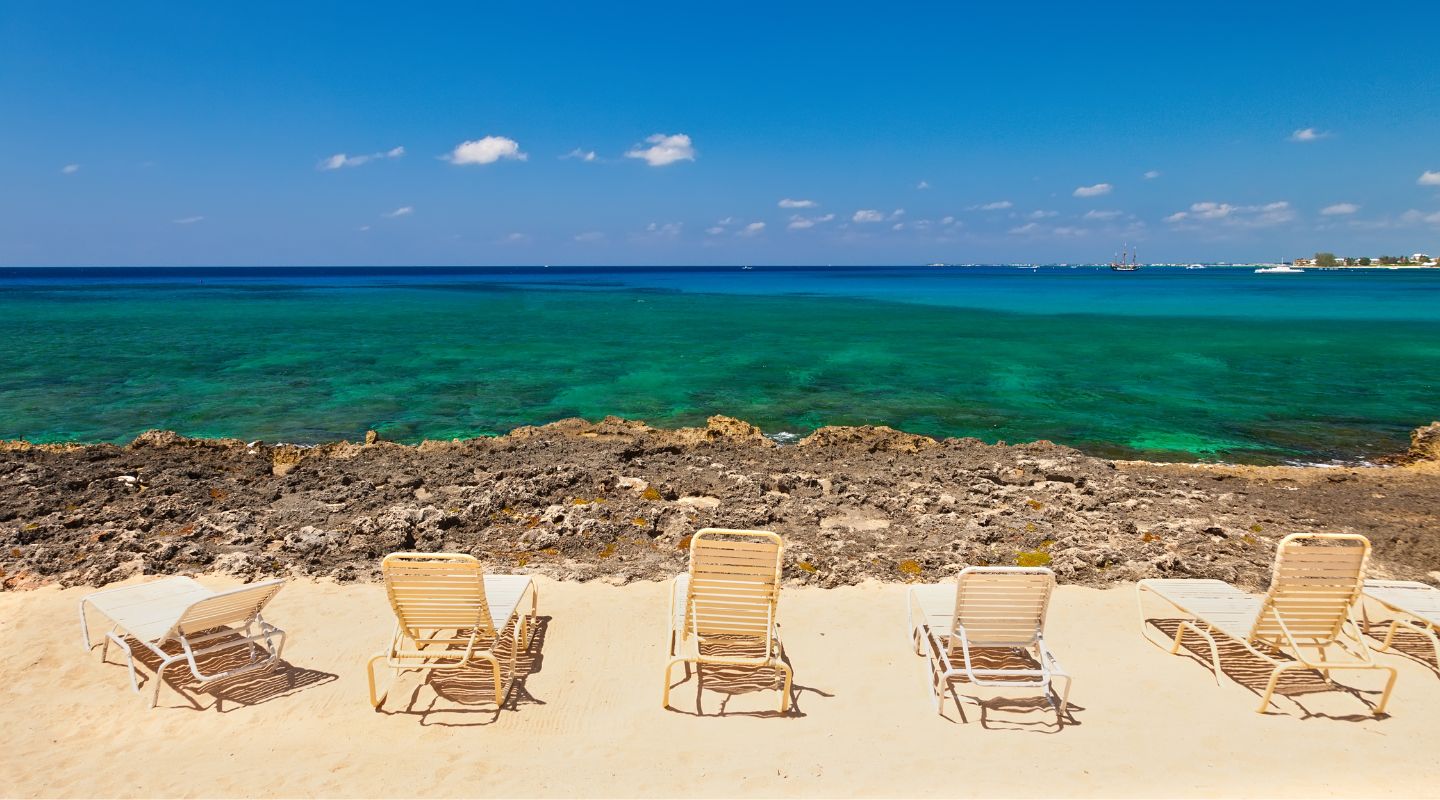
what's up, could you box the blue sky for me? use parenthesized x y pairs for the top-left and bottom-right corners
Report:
(3, 2), (1439, 266)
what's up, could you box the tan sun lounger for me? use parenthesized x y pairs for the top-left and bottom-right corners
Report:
(1362, 579), (1440, 670)
(366, 552), (538, 709)
(664, 528), (792, 712)
(1137, 533), (1397, 714)
(907, 566), (1071, 716)
(79, 576), (286, 707)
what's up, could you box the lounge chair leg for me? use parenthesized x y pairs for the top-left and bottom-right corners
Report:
(152, 655), (180, 709)
(366, 655), (391, 709)
(1256, 662), (1298, 713)
(662, 657), (690, 709)
(776, 661), (793, 713)
(1373, 666), (1398, 716)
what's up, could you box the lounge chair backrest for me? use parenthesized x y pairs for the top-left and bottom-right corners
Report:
(172, 579), (285, 638)
(381, 552), (494, 638)
(1250, 533), (1369, 645)
(950, 566), (1054, 650)
(685, 528), (782, 643)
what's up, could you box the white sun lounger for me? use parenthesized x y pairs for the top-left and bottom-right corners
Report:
(1362, 579), (1440, 669)
(907, 566), (1071, 716)
(1137, 533), (1397, 714)
(366, 552), (539, 709)
(79, 576), (287, 707)
(664, 528), (792, 712)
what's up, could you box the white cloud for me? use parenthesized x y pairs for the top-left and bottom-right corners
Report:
(574, 231), (606, 243)
(971, 200), (1013, 211)
(643, 221), (683, 238)
(1164, 200), (1295, 227)
(60, 163), (80, 175)
(737, 222), (766, 237)
(382, 206), (413, 218)
(563, 148), (597, 162)
(446, 136), (527, 165)
(891, 222), (905, 231)
(778, 198), (817, 208)
(890, 208), (905, 219)
(916, 180), (930, 190)
(1289, 128), (1330, 142)
(1008, 222), (1040, 235)
(705, 226), (725, 235)
(1399, 209), (1440, 225)
(853, 209), (885, 223)
(940, 215), (956, 225)
(172, 216), (205, 224)
(1320, 203), (1360, 216)
(1083, 209), (1123, 220)
(1052, 226), (1088, 237)
(358, 224), (372, 232)
(503, 232), (531, 243)
(625, 133), (695, 167)
(1029, 209), (1059, 219)
(1418, 171), (1440, 186)
(787, 213), (834, 231)
(1143, 170), (1160, 180)
(319, 146), (404, 170)
(1073, 183), (1113, 198)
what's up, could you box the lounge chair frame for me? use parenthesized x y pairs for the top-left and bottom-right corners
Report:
(366, 552), (539, 710)
(1361, 579), (1440, 672)
(907, 566), (1071, 716)
(664, 528), (792, 712)
(79, 577), (287, 708)
(1137, 532), (1397, 714)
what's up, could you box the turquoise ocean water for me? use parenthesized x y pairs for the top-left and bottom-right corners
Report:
(2, 266), (1437, 464)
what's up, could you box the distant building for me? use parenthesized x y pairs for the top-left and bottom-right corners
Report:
(1291, 257), (1315, 267)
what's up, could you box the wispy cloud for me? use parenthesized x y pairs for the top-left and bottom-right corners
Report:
(1289, 128), (1330, 142)
(1320, 203), (1360, 216)
(1164, 201), (1295, 227)
(1418, 171), (1440, 186)
(503, 232), (531, 243)
(1399, 209), (1440, 225)
(916, 180), (930, 190)
(382, 206), (414, 218)
(625, 133), (695, 166)
(574, 231), (606, 243)
(1073, 183), (1113, 198)
(1008, 222), (1040, 235)
(737, 221), (766, 237)
(1028, 209), (1058, 219)
(563, 148), (597, 162)
(319, 146), (404, 170)
(852, 209), (885, 223)
(970, 200), (1012, 211)
(172, 216), (205, 224)
(778, 198), (817, 209)
(1083, 209), (1123, 220)
(446, 136), (527, 165)
(787, 213), (835, 230)
(641, 221), (684, 239)
(1143, 170), (1160, 180)
(60, 163), (80, 175)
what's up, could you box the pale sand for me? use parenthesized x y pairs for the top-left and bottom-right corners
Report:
(3, 577), (1439, 798)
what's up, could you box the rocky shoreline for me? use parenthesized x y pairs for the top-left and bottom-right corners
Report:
(3, 417), (1439, 592)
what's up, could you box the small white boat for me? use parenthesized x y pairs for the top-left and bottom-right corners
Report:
(1255, 265), (1305, 274)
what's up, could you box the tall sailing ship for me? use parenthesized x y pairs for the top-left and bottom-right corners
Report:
(1110, 246), (1140, 271)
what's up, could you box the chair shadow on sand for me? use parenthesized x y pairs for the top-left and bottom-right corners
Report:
(1145, 618), (1392, 720)
(934, 646), (1083, 733)
(665, 637), (831, 718)
(381, 616), (552, 727)
(113, 629), (337, 712)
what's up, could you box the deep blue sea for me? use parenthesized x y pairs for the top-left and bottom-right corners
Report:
(2, 265), (1438, 464)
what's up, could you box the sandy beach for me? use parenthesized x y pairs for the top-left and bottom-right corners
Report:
(3, 575), (1438, 799)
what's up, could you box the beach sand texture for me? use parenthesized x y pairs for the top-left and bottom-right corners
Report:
(4, 576), (1439, 798)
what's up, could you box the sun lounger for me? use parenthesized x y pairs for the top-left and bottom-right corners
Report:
(907, 566), (1070, 715)
(366, 552), (538, 709)
(79, 576), (286, 707)
(1362, 579), (1440, 670)
(1137, 533), (1397, 714)
(664, 528), (792, 712)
